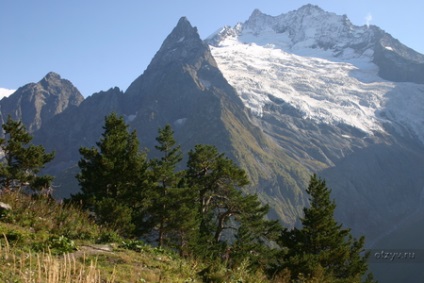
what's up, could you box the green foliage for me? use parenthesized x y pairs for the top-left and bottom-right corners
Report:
(186, 144), (250, 241)
(0, 116), (55, 192)
(0, 191), (103, 244)
(68, 117), (376, 282)
(147, 124), (185, 247)
(33, 235), (77, 255)
(276, 174), (375, 282)
(185, 144), (281, 269)
(96, 230), (122, 244)
(94, 197), (136, 236)
(119, 239), (147, 252)
(73, 113), (149, 236)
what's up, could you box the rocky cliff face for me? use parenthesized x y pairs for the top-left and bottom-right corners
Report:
(6, 8), (424, 275)
(373, 30), (424, 83)
(125, 17), (246, 153)
(5, 7), (423, 282)
(29, 17), (310, 223)
(208, 4), (424, 246)
(0, 72), (83, 133)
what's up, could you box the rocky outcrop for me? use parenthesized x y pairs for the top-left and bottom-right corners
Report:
(0, 72), (84, 133)
(0, 201), (12, 216)
(373, 29), (424, 84)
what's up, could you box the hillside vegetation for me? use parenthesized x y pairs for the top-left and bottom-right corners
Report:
(0, 115), (376, 282)
(1, 191), (266, 282)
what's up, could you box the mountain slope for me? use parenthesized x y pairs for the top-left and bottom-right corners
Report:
(0, 88), (15, 99)
(0, 72), (83, 133)
(7, 7), (424, 273)
(125, 17), (310, 224)
(207, 4), (424, 244)
(27, 18), (310, 225)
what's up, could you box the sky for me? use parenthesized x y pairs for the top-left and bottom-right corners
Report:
(1, 0), (423, 97)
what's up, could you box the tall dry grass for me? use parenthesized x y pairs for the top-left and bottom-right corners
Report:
(0, 234), (115, 283)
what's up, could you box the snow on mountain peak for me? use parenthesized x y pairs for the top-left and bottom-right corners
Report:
(208, 6), (424, 143)
(0, 88), (15, 99)
(210, 4), (373, 57)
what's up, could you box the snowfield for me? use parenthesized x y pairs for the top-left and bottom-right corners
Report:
(0, 88), (15, 99)
(209, 21), (424, 143)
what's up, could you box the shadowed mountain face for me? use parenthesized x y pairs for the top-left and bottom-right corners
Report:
(5, 7), (424, 282)
(0, 72), (84, 134)
(33, 17), (310, 224)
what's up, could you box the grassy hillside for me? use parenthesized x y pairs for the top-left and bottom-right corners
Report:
(0, 191), (271, 283)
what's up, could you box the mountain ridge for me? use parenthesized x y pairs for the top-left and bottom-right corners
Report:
(3, 6), (424, 282)
(0, 72), (84, 134)
(209, 4), (424, 85)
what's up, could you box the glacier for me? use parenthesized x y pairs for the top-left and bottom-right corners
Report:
(208, 6), (424, 143)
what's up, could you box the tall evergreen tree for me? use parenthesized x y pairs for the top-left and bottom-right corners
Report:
(73, 113), (148, 236)
(0, 116), (55, 193)
(277, 174), (376, 282)
(231, 194), (281, 269)
(186, 145), (248, 246)
(149, 124), (183, 247)
(185, 144), (280, 264)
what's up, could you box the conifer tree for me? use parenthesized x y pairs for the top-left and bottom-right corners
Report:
(148, 124), (184, 247)
(231, 194), (281, 270)
(277, 174), (376, 282)
(0, 116), (55, 193)
(185, 144), (280, 263)
(186, 145), (248, 247)
(73, 113), (148, 236)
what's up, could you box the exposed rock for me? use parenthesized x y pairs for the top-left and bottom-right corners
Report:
(373, 30), (424, 84)
(0, 201), (11, 211)
(0, 72), (84, 133)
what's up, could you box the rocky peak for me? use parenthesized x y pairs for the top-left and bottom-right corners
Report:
(295, 4), (324, 14)
(126, 16), (220, 104)
(40, 71), (61, 83)
(171, 17), (199, 39)
(0, 72), (84, 133)
(147, 17), (213, 69)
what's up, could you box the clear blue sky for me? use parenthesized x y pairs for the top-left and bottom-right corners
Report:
(1, 0), (423, 97)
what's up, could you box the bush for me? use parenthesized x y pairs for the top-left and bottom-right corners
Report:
(32, 235), (77, 255)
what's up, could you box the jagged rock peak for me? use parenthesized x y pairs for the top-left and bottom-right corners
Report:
(250, 8), (264, 17)
(248, 4), (324, 20)
(244, 4), (351, 34)
(42, 71), (61, 81)
(175, 16), (197, 34)
(159, 16), (201, 51)
(146, 16), (213, 70)
(38, 71), (75, 91)
(0, 72), (84, 133)
(296, 4), (325, 14)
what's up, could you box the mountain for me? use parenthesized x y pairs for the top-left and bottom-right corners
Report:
(207, 3), (424, 237)
(35, 17), (310, 223)
(206, 5), (424, 282)
(0, 72), (84, 133)
(0, 88), (15, 99)
(4, 5), (424, 282)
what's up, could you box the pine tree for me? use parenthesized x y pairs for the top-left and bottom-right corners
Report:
(148, 124), (184, 247)
(277, 174), (375, 282)
(185, 144), (280, 264)
(0, 116), (55, 193)
(186, 145), (248, 246)
(73, 113), (148, 236)
(231, 194), (281, 270)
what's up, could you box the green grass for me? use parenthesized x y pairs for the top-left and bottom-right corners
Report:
(0, 191), (273, 282)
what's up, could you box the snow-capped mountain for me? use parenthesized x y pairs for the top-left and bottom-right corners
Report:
(207, 7), (424, 281)
(208, 4), (424, 144)
(0, 72), (84, 133)
(4, 7), (424, 281)
(0, 88), (15, 99)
